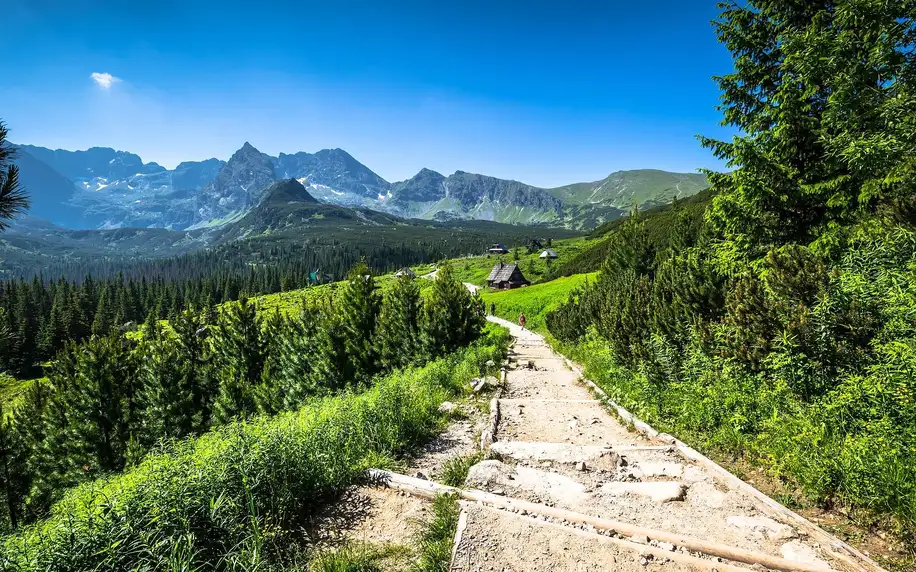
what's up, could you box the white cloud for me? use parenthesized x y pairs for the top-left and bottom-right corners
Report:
(90, 72), (120, 89)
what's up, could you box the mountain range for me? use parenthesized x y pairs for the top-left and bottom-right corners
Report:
(12, 142), (708, 231)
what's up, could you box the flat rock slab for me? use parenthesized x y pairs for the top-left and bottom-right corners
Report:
(780, 540), (832, 569)
(496, 399), (648, 446)
(726, 515), (796, 541)
(466, 460), (590, 506)
(450, 502), (734, 572)
(601, 481), (688, 503)
(490, 441), (626, 468)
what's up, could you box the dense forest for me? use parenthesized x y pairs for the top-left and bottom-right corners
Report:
(0, 261), (484, 532)
(548, 1), (916, 542)
(0, 223), (565, 378)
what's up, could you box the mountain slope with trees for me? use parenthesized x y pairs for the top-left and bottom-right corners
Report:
(0, 260), (489, 538)
(545, 1), (916, 552)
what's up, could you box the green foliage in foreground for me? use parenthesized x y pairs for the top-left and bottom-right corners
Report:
(439, 452), (484, 488)
(412, 494), (460, 572)
(0, 327), (509, 571)
(545, 0), (916, 546)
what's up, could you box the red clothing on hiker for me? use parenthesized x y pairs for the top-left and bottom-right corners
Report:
(519, 313), (526, 329)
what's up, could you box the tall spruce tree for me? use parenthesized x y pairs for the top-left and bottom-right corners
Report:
(700, 1), (916, 266)
(10, 381), (48, 523)
(272, 302), (326, 409)
(212, 298), (266, 424)
(0, 402), (27, 530)
(377, 274), (422, 371)
(139, 322), (196, 443)
(422, 262), (484, 356)
(43, 336), (139, 483)
(336, 263), (381, 383)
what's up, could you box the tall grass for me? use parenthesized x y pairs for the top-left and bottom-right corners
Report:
(412, 495), (460, 572)
(0, 328), (508, 572)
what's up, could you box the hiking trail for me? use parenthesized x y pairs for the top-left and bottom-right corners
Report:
(319, 313), (885, 572)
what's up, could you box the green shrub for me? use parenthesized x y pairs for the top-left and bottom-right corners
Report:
(439, 452), (483, 487)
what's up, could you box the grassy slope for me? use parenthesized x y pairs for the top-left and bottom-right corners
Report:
(1, 328), (510, 570)
(556, 187), (715, 276)
(548, 170), (708, 208)
(479, 273), (597, 332)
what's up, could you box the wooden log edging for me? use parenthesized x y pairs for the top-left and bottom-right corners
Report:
(479, 367), (506, 450)
(461, 500), (751, 572)
(369, 469), (830, 572)
(561, 357), (883, 572)
(449, 508), (469, 566)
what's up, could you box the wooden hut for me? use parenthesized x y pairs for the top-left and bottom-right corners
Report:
(486, 262), (530, 289)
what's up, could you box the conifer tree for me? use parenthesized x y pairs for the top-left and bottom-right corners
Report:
(0, 121), (30, 231)
(9, 381), (48, 522)
(273, 302), (326, 409)
(422, 262), (484, 356)
(700, 0), (916, 263)
(92, 284), (114, 336)
(0, 402), (27, 529)
(253, 309), (286, 415)
(377, 274), (422, 371)
(212, 298), (265, 424)
(44, 336), (139, 481)
(139, 322), (196, 443)
(336, 263), (381, 383)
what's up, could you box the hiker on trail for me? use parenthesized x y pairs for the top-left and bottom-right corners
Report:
(490, 302), (496, 316)
(519, 312), (526, 330)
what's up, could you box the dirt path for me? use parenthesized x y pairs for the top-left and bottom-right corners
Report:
(318, 304), (885, 571)
(447, 317), (882, 572)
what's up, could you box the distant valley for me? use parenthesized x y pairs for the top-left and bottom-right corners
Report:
(12, 141), (708, 232)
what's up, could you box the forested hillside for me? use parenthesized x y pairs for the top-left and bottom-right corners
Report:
(545, 1), (916, 549)
(0, 261), (487, 544)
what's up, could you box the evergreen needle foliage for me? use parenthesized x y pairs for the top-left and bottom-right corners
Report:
(0, 260), (491, 535)
(546, 0), (916, 543)
(0, 328), (508, 570)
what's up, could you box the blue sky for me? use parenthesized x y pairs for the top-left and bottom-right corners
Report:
(1, 1), (733, 186)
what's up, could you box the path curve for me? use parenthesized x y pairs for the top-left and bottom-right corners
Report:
(448, 316), (881, 572)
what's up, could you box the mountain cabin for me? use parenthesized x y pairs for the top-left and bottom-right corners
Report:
(487, 262), (530, 289)
(395, 267), (416, 279)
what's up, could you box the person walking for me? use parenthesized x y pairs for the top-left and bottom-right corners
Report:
(519, 312), (526, 330)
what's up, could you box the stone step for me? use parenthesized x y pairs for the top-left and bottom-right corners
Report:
(450, 501), (752, 572)
(495, 398), (654, 447)
(459, 460), (833, 568)
(490, 440), (674, 465)
(370, 469), (836, 572)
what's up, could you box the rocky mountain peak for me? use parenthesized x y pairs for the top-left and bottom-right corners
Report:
(261, 178), (319, 205)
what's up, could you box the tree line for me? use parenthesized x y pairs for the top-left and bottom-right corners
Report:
(0, 262), (483, 531)
(548, 1), (916, 539)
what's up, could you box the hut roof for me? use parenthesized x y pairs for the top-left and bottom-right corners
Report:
(488, 262), (521, 283)
(539, 249), (558, 259)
